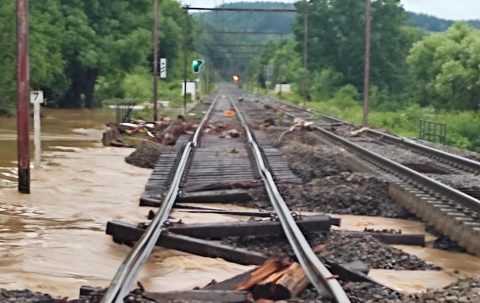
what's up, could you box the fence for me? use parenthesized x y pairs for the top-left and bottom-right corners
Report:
(419, 119), (446, 144)
(115, 103), (135, 123)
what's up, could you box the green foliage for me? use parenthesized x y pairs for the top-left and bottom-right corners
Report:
(309, 69), (343, 100)
(407, 23), (480, 111)
(0, 0), (189, 114)
(287, 88), (480, 152)
(0, 1), (15, 115)
(294, 0), (420, 94)
(196, 2), (295, 35)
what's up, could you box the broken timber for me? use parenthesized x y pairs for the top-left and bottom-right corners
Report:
(167, 214), (333, 239)
(106, 221), (268, 265)
(141, 189), (254, 206)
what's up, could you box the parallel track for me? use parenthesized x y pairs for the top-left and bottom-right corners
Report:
(251, 95), (480, 255)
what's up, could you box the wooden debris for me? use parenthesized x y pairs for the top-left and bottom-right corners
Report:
(278, 118), (314, 143)
(350, 126), (369, 137)
(235, 259), (291, 291)
(167, 214), (332, 239)
(106, 221), (268, 265)
(252, 262), (309, 300)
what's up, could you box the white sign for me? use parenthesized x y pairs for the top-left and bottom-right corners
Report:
(181, 81), (197, 101)
(160, 58), (167, 79)
(30, 90), (44, 104)
(275, 84), (291, 93)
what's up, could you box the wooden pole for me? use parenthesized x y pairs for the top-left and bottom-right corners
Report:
(16, 0), (30, 194)
(363, 0), (371, 126)
(302, 13), (308, 108)
(152, 0), (159, 121)
(183, 8), (188, 116)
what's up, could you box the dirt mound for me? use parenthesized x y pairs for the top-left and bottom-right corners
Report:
(125, 140), (174, 168)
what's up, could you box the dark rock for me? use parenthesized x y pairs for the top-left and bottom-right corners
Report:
(125, 140), (173, 168)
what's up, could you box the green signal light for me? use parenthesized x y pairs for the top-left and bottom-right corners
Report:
(192, 59), (203, 73)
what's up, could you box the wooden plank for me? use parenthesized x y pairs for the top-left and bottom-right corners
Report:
(167, 215), (332, 239)
(142, 290), (250, 303)
(177, 189), (253, 203)
(344, 230), (425, 246)
(106, 221), (268, 265)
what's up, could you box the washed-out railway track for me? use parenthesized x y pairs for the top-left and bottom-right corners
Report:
(101, 87), (350, 303)
(253, 95), (480, 256)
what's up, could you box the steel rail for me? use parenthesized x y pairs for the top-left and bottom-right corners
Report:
(364, 128), (480, 173)
(314, 126), (480, 214)
(230, 96), (350, 303)
(260, 96), (480, 173)
(101, 94), (221, 303)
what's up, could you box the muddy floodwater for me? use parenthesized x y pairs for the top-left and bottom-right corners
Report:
(1, 108), (480, 300)
(0, 108), (115, 187)
(0, 109), (252, 298)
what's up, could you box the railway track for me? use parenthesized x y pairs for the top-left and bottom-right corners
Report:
(101, 87), (350, 303)
(250, 94), (480, 256)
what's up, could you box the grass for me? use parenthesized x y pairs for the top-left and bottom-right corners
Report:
(267, 89), (480, 152)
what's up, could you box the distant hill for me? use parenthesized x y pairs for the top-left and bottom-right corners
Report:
(194, 2), (295, 35)
(195, 2), (480, 36)
(408, 12), (480, 32)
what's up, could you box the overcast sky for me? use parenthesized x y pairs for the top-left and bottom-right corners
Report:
(401, 0), (480, 20)
(183, 0), (480, 20)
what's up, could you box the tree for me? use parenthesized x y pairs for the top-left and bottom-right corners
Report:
(407, 23), (480, 110)
(0, 0), (15, 114)
(59, 0), (151, 108)
(293, 0), (420, 95)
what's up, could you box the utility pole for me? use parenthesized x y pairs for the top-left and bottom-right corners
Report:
(183, 8), (188, 115)
(363, 0), (371, 126)
(303, 13), (308, 108)
(152, 0), (159, 121)
(17, 0), (30, 194)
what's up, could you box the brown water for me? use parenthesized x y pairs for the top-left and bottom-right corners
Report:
(0, 108), (114, 187)
(0, 109), (253, 298)
(1, 109), (479, 298)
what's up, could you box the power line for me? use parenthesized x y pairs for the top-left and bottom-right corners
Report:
(204, 44), (267, 48)
(195, 30), (286, 35)
(185, 6), (297, 13)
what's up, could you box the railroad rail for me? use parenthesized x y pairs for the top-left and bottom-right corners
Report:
(100, 93), (221, 303)
(102, 88), (350, 302)
(250, 95), (480, 255)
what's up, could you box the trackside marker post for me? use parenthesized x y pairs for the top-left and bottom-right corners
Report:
(30, 90), (43, 169)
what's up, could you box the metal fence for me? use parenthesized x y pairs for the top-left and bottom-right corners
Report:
(115, 103), (135, 123)
(419, 119), (446, 144)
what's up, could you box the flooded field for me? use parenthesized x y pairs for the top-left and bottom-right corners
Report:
(0, 108), (114, 187)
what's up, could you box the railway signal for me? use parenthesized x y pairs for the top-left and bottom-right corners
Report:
(192, 59), (203, 73)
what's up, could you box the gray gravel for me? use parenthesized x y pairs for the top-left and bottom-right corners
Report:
(399, 277), (480, 303)
(224, 230), (437, 271)
(278, 173), (414, 219)
(274, 141), (351, 182)
(0, 289), (58, 303)
(417, 139), (480, 162)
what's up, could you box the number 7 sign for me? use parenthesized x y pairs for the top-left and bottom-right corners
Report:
(30, 90), (44, 104)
